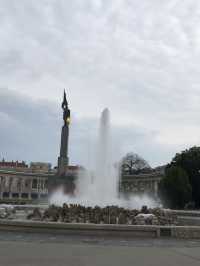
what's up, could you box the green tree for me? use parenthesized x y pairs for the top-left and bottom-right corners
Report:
(168, 146), (200, 207)
(158, 166), (192, 209)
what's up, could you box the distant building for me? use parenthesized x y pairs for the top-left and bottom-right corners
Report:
(0, 160), (53, 203)
(0, 160), (28, 169)
(30, 162), (52, 173)
(119, 153), (165, 197)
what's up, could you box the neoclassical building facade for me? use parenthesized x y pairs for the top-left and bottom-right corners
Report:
(119, 172), (163, 197)
(119, 153), (165, 197)
(0, 161), (53, 203)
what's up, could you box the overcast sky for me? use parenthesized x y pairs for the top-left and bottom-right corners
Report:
(1, 0), (200, 168)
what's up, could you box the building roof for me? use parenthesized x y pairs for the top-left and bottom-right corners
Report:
(0, 160), (28, 168)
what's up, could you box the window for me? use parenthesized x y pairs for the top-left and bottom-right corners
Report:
(32, 179), (38, 189)
(21, 193), (28, 199)
(3, 192), (9, 198)
(25, 180), (30, 188)
(31, 193), (38, 199)
(44, 180), (48, 189)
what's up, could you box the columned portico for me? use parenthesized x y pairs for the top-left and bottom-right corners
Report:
(0, 170), (50, 202)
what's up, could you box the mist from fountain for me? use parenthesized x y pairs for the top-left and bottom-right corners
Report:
(50, 108), (158, 209)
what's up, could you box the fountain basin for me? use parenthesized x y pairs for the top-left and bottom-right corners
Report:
(0, 219), (200, 239)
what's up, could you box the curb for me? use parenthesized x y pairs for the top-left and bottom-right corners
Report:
(0, 220), (200, 239)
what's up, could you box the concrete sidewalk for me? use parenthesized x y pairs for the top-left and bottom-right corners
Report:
(1, 241), (200, 266)
(0, 231), (200, 266)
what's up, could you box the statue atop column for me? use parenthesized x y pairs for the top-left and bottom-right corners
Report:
(57, 90), (71, 175)
(62, 90), (71, 126)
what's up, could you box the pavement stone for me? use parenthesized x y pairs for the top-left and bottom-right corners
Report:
(0, 231), (200, 266)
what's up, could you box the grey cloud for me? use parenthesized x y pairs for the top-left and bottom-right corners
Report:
(0, 88), (60, 163)
(0, 0), (200, 166)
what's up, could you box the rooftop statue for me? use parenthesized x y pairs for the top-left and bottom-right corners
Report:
(62, 90), (71, 126)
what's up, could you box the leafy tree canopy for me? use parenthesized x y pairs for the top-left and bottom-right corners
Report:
(168, 146), (200, 207)
(158, 166), (192, 209)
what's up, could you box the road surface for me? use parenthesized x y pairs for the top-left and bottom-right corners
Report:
(0, 231), (200, 266)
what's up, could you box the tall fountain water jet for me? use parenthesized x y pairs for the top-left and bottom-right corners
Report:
(50, 108), (158, 209)
(94, 108), (118, 201)
(70, 108), (119, 206)
(96, 108), (110, 180)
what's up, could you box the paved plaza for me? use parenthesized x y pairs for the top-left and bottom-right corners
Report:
(0, 231), (200, 266)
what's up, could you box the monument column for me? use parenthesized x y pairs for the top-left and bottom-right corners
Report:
(57, 90), (71, 175)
